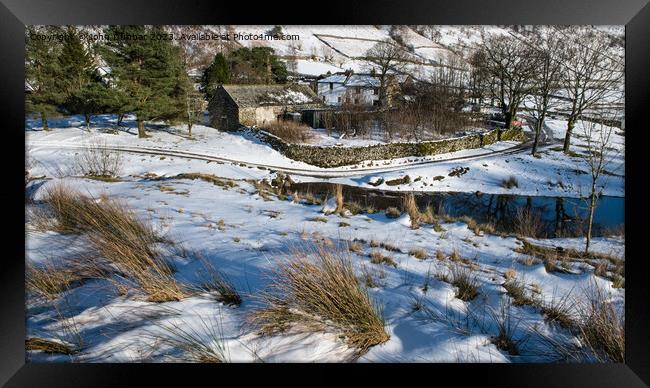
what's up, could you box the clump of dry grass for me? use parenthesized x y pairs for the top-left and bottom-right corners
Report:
(334, 184), (344, 215)
(449, 264), (479, 301)
(175, 173), (238, 189)
(154, 314), (229, 363)
(26, 337), (74, 355)
(502, 277), (537, 307)
(576, 283), (625, 362)
(449, 249), (462, 262)
(541, 293), (575, 329)
(543, 258), (559, 273)
(26, 261), (81, 301)
(34, 183), (184, 303)
(249, 246), (389, 354)
(408, 247), (427, 260)
(501, 176), (519, 189)
(402, 193), (420, 229)
(348, 241), (363, 253)
(370, 250), (398, 267)
(489, 299), (526, 356)
(196, 258), (241, 306)
(385, 207), (401, 219)
(519, 256), (539, 267)
(81, 199), (184, 302)
(262, 120), (313, 144)
(309, 216), (328, 223)
(435, 249), (446, 261)
(360, 264), (378, 288)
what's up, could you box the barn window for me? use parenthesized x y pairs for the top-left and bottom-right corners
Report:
(356, 87), (361, 94)
(337, 97), (341, 103)
(354, 98), (359, 105)
(373, 88), (379, 95)
(329, 82), (333, 90)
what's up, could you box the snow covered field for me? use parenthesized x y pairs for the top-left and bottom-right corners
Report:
(25, 113), (625, 363)
(27, 114), (625, 198)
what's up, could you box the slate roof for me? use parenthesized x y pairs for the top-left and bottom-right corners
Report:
(221, 84), (323, 108)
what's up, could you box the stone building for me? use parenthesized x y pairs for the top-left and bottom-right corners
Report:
(208, 84), (324, 131)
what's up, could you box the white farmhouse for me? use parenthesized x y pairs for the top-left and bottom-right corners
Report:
(316, 73), (381, 107)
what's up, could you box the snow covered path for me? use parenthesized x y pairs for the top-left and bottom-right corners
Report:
(29, 136), (535, 179)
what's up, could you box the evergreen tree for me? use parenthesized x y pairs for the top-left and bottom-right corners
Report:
(25, 26), (65, 131)
(200, 52), (230, 99)
(57, 27), (112, 129)
(99, 25), (184, 138)
(57, 26), (93, 97)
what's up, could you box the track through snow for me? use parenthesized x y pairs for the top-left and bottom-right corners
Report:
(29, 135), (545, 179)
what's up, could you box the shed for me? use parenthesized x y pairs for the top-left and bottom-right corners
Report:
(208, 84), (324, 131)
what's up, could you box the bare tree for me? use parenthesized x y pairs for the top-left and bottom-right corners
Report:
(184, 87), (204, 137)
(580, 111), (621, 254)
(480, 35), (537, 132)
(526, 32), (564, 155)
(558, 27), (624, 154)
(365, 40), (409, 107)
(468, 49), (489, 105)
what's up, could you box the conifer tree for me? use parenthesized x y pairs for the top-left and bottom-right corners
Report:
(99, 25), (184, 138)
(57, 27), (111, 129)
(200, 53), (230, 99)
(25, 26), (65, 131)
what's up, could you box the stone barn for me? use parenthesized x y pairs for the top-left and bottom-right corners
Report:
(208, 84), (324, 131)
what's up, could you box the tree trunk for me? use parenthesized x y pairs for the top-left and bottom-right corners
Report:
(117, 113), (125, 126)
(137, 119), (146, 138)
(585, 189), (596, 254)
(563, 117), (576, 154)
(188, 122), (193, 138)
(40, 111), (49, 131)
(85, 114), (91, 130)
(532, 112), (545, 155)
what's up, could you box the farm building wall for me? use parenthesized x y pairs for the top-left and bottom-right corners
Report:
(208, 87), (240, 131)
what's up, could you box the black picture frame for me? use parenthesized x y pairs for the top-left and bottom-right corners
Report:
(2, 0), (649, 386)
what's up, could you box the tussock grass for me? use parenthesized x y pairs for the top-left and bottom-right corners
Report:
(26, 337), (74, 355)
(576, 283), (625, 362)
(360, 264), (378, 288)
(501, 176), (519, 189)
(308, 216), (328, 223)
(502, 277), (537, 307)
(334, 184), (344, 214)
(408, 247), (427, 260)
(402, 193), (420, 229)
(489, 299), (527, 356)
(449, 264), (479, 301)
(348, 241), (363, 253)
(155, 314), (229, 363)
(175, 173), (237, 189)
(27, 261), (80, 301)
(34, 184), (184, 302)
(385, 207), (401, 219)
(541, 293), (575, 329)
(249, 246), (389, 354)
(196, 258), (241, 306)
(370, 251), (398, 267)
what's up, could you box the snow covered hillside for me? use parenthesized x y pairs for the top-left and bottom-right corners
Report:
(25, 114), (625, 363)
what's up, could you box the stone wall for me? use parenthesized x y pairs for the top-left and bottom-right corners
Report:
(249, 127), (526, 168)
